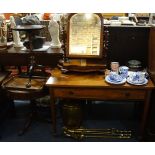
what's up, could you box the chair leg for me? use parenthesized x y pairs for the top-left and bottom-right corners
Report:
(18, 113), (33, 136)
(18, 100), (37, 136)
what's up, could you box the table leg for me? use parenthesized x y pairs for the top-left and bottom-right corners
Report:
(140, 90), (152, 139)
(49, 88), (57, 134)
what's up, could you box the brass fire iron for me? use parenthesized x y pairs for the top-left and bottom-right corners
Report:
(63, 127), (132, 140)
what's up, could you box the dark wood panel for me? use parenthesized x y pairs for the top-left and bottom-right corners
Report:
(0, 46), (63, 67)
(105, 26), (150, 68)
(149, 27), (155, 80)
(146, 27), (155, 140)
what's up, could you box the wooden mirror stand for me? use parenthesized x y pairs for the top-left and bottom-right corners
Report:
(59, 13), (107, 73)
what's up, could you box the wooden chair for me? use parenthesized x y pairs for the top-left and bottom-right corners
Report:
(2, 74), (49, 135)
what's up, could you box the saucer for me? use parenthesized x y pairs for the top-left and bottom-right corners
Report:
(127, 77), (148, 85)
(105, 75), (126, 85)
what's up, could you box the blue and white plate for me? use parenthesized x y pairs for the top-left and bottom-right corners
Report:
(127, 77), (148, 85)
(105, 75), (126, 85)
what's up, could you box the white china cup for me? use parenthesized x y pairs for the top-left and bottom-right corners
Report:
(119, 66), (129, 78)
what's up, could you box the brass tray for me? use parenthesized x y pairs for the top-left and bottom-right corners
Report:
(2, 75), (47, 91)
(0, 71), (11, 85)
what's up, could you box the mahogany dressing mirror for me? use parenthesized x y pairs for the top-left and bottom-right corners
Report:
(66, 13), (103, 59)
(60, 13), (105, 73)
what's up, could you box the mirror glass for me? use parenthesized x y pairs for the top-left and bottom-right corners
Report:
(67, 13), (103, 58)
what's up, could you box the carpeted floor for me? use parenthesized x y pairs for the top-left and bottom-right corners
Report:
(0, 99), (141, 142)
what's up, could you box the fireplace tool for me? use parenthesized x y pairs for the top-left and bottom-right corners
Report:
(62, 102), (132, 140)
(63, 127), (132, 140)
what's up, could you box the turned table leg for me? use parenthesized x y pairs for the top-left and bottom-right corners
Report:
(49, 88), (57, 134)
(140, 90), (152, 140)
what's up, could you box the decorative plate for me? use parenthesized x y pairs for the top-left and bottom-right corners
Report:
(126, 77), (148, 85)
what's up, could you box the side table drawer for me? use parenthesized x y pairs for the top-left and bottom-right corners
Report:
(53, 88), (146, 100)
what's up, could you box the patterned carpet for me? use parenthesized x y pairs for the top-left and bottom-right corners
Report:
(0, 99), (141, 142)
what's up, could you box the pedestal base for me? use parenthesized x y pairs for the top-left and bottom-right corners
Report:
(50, 43), (61, 48)
(13, 42), (23, 48)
